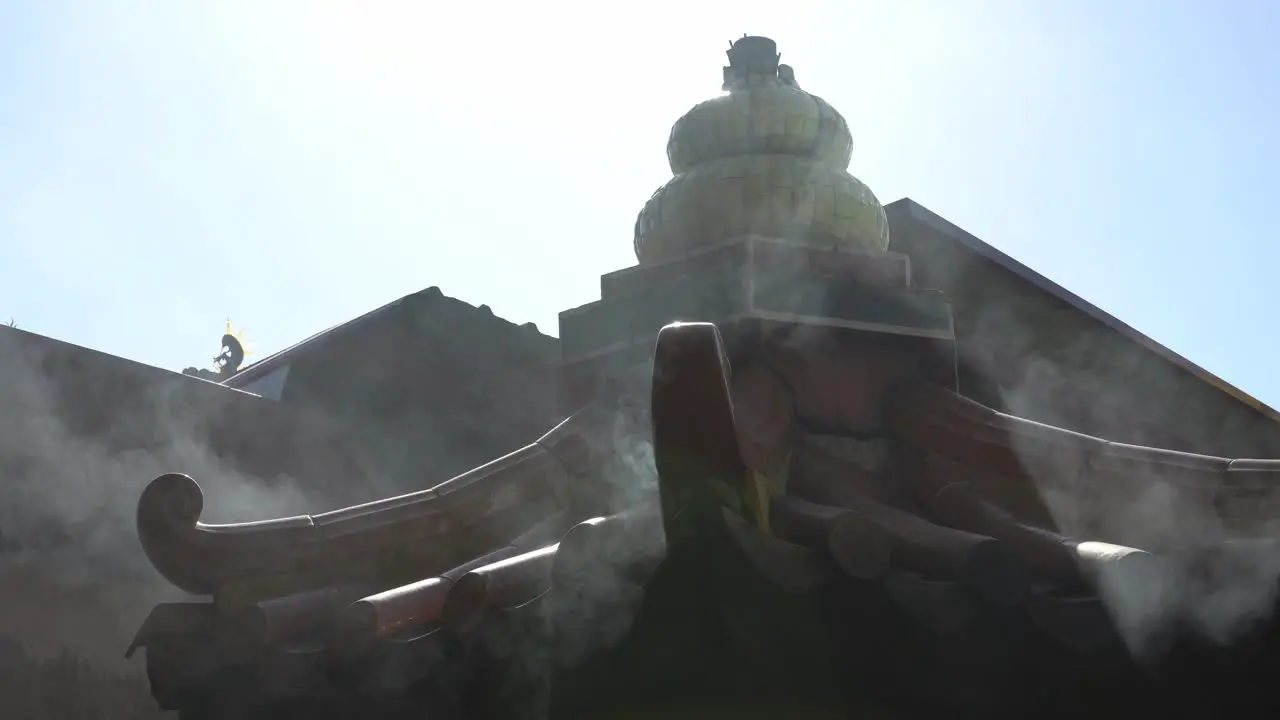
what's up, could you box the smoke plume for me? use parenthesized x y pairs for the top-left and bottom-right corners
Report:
(549, 378), (664, 668)
(0, 329), (329, 667)
(960, 284), (1280, 656)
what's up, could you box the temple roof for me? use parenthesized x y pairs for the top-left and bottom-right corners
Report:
(214, 202), (1278, 449)
(223, 286), (558, 393)
(887, 198), (1280, 427)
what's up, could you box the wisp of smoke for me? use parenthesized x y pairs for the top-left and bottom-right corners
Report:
(973, 305), (1280, 656)
(0, 331), (330, 667)
(550, 381), (664, 668)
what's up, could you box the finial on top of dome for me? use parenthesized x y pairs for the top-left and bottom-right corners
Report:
(722, 35), (784, 91)
(778, 64), (799, 88)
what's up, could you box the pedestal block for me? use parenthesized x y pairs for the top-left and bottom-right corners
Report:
(559, 237), (957, 410)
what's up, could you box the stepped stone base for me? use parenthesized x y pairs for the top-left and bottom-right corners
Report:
(559, 236), (956, 409)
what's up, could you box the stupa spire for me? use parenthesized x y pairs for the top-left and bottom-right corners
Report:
(633, 36), (890, 265)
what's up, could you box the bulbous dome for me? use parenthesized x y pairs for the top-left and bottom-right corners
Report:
(634, 154), (889, 264)
(666, 89), (853, 175)
(634, 36), (888, 266)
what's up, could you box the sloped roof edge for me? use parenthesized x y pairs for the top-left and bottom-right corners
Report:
(886, 198), (1280, 425)
(0, 324), (262, 399)
(225, 287), (556, 389)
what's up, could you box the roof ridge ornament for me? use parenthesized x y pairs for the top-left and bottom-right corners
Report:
(722, 35), (797, 90)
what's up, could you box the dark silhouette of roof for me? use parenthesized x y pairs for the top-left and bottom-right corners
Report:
(223, 285), (558, 392)
(886, 197), (1280, 426)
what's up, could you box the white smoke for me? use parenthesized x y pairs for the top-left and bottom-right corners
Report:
(549, 375), (664, 668)
(960, 292), (1280, 656)
(0, 329), (327, 667)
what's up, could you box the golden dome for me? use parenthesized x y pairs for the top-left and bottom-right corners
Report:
(634, 36), (889, 266)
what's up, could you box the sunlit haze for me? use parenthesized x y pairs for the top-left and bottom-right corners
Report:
(2, 1), (1278, 405)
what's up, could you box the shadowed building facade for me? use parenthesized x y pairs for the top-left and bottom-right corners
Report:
(3, 34), (1280, 720)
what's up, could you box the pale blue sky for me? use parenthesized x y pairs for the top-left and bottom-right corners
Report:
(2, 1), (1278, 406)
